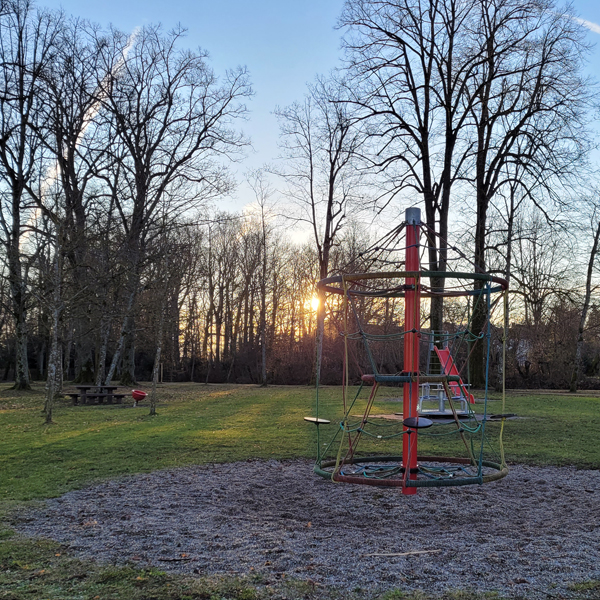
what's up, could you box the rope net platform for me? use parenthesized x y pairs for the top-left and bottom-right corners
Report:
(309, 207), (509, 495)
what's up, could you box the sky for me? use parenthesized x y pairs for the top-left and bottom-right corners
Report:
(35, 0), (347, 214)
(35, 0), (600, 216)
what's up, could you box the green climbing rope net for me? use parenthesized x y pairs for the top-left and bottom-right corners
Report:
(310, 223), (509, 490)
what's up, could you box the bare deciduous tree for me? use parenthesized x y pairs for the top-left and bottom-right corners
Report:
(340, 0), (591, 384)
(97, 24), (252, 384)
(275, 77), (365, 381)
(339, 0), (487, 340)
(0, 0), (61, 388)
(466, 0), (591, 384)
(247, 170), (276, 386)
(570, 199), (600, 392)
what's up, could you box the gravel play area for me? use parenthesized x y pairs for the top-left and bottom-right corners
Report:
(14, 460), (600, 599)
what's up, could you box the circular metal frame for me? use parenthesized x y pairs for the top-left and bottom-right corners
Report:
(315, 455), (508, 488)
(317, 271), (508, 298)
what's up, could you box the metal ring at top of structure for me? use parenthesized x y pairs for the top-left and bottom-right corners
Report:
(317, 270), (508, 298)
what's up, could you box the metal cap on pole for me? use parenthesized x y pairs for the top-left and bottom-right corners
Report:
(406, 207), (421, 225)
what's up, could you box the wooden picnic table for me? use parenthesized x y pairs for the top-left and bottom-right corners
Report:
(69, 385), (127, 406)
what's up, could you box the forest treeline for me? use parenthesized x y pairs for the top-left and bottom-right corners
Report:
(2, 0), (600, 421)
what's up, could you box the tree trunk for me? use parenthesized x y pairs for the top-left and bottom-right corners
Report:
(119, 316), (136, 386)
(423, 190), (448, 374)
(315, 291), (325, 385)
(471, 141), (490, 387)
(149, 310), (165, 416)
(74, 333), (95, 383)
(44, 254), (63, 424)
(259, 260), (267, 386)
(9, 234), (30, 389)
(495, 189), (516, 391)
(44, 306), (60, 424)
(95, 315), (111, 387)
(13, 315), (30, 390)
(74, 348), (94, 383)
(260, 316), (267, 386)
(63, 325), (73, 381)
(105, 290), (136, 385)
(570, 217), (600, 392)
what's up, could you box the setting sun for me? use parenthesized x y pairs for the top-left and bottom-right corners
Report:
(310, 296), (320, 311)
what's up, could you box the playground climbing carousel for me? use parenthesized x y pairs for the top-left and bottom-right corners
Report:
(306, 207), (511, 496)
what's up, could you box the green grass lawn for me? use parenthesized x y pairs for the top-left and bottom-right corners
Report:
(0, 383), (322, 502)
(1, 382), (599, 600)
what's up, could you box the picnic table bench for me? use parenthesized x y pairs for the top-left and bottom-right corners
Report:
(68, 385), (128, 406)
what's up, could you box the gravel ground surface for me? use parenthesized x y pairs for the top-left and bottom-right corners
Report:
(14, 460), (600, 599)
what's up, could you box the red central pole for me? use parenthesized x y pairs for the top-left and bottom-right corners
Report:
(402, 207), (421, 495)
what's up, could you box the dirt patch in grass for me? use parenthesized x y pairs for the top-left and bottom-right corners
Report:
(12, 460), (600, 600)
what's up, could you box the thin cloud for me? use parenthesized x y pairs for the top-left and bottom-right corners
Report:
(573, 16), (600, 35)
